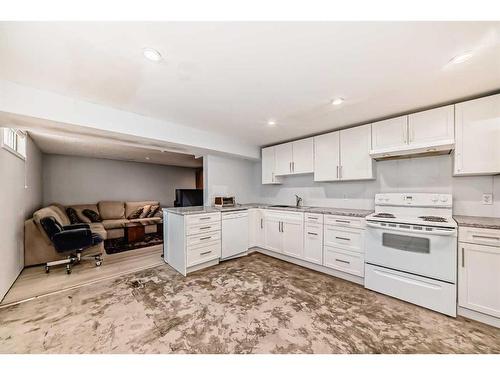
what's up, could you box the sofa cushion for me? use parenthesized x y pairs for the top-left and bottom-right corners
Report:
(66, 207), (82, 224)
(83, 209), (101, 222)
(98, 201), (125, 220)
(102, 219), (129, 230)
(125, 201), (159, 219)
(127, 207), (143, 220)
(70, 204), (99, 224)
(139, 204), (152, 218)
(147, 205), (160, 218)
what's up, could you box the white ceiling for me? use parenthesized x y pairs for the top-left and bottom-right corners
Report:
(1, 22), (500, 146)
(28, 129), (203, 168)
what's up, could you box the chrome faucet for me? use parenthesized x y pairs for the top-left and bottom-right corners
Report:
(295, 194), (303, 208)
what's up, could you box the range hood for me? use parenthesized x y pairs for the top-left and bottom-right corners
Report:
(370, 139), (455, 161)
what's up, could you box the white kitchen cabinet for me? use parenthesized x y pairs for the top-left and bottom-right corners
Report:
(408, 105), (454, 146)
(454, 94), (500, 175)
(339, 124), (373, 180)
(282, 220), (304, 259)
(304, 222), (323, 264)
(248, 208), (265, 248)
(314, 132), (340, 181)
(458, 242), (500, 318)
(291, 138), (314, 174)
(274, 142), (293, 176)
(274, 138), (314, 176)
(371, 116), (408, 151)
(265, 217), (282, 253)
(261, 147), (282, 184)
(263, 210), (304, 258)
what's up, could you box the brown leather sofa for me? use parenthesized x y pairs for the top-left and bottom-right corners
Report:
(24, 200), (162, 266)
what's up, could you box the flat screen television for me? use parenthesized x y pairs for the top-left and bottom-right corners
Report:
(174, 189), (203, 207)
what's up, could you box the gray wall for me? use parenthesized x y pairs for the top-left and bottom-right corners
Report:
(203, 154), (259, 206)
(257, 155), (500, 217)
(0, 135), (43, 300)
(43, 155), (197, 207)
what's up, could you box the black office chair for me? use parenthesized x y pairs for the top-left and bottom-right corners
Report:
(40, 216), (104, 274)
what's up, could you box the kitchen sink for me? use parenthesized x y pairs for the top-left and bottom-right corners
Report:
(269, 205), (295, 208)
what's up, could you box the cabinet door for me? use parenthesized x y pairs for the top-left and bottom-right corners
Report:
(371, 116), (408, 151)
(408, 105), (454, 145)
(261, 147), (280, 184)
(455, 94), (500, 175)
(282, 220), (304, 259)
(292, 137), (314, 174)
(274, 142), (293, 176)
(314, 132), (340, 181)
(458, 243), (500, 318)
(304, 224), (323, 264)
(264, 217), (282, 253)
(247, 209), (257, 247)
(339, 124), (373, 180)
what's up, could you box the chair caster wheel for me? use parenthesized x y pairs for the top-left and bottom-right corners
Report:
(95, 261), (102, 267)
(66, 265), (72, 274)
(45, 266), (50, 273)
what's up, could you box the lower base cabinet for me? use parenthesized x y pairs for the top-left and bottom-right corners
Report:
(458, 241), (500, 318)
(263, 210), (304, 258)
(323, 246), (364, 277)
(304, 222), (323, 264)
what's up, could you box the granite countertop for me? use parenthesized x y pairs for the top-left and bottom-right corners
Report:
(164, 204), (373, 217)
(453, 215), (500, 230)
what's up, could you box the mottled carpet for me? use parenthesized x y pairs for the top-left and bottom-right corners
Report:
(0, 252), (499, 353)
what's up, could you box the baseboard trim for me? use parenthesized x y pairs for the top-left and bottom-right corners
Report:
(254, 247), (364, 285)
(458, 307), (500, 328)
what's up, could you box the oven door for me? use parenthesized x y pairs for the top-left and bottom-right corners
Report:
(365, 222), (457, 283)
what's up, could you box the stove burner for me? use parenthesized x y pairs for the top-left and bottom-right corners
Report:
(374, 213), (396, 218)
(418, 216), (447, 223)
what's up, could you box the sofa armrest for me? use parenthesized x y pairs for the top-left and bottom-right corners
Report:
(63, 223), (91, 230)
(53, 229), (93, 252)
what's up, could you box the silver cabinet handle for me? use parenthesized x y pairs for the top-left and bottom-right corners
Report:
(336, 166), (339, 179)
(200, 251), (212, 256)
(307, 232), (318, 235)
(200, 236), (211, 241)
(289, 162), (292, 173)
(339, 165), (342, 179)
(335, 236), (351, 241)
(292, 162), (295, 173)
(335, 219), (350, 224)
(200, 226), (211, 230)
(260, 218), (263, 229)
(199, 217), (211, 220)
(335, 258), (350, 264)
(462, 247), (465, 268)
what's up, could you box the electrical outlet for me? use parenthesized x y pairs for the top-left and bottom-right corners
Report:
(482, 193), (493, 205)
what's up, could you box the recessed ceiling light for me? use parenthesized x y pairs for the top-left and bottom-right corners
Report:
(143, 48), (162, 62)
(267, 119), (277, 127)
(331, 97), (344, 106)
(448, 51), (473, 65)
(145, 156), (151, 160)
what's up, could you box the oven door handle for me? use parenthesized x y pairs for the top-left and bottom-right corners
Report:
(366, 222), (456, 236)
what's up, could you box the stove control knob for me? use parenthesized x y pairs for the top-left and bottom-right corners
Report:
(440, 195), (448, 203)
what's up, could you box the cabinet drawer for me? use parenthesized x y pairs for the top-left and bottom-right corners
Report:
(187, 242), (221, 267)
(324, 225), (364, 253)
(186, 221), (221, 236)
(324, 215), (364, 228)
(323, 246), (364, 277)
(187, 230), (221, 248)
(305, 213), (323, 224)
(185, 213), (221, 226)
(459, 227), (500, 247)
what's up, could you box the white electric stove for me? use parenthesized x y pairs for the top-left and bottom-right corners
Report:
(364, 193), (458, 316)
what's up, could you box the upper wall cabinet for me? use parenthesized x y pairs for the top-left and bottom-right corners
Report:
(454, 94), (500, 176)
(370, 106), (455, 159)
(408, 105), (454, 146)
(314, 124), (373, 182)
(274, 137), (314, 176)
(340, 124), (374, 181)
(371, 116), (408, 151)
(261, 146), (282, 184)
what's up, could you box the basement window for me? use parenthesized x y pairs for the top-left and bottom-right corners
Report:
(1, 127), (26, 160)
